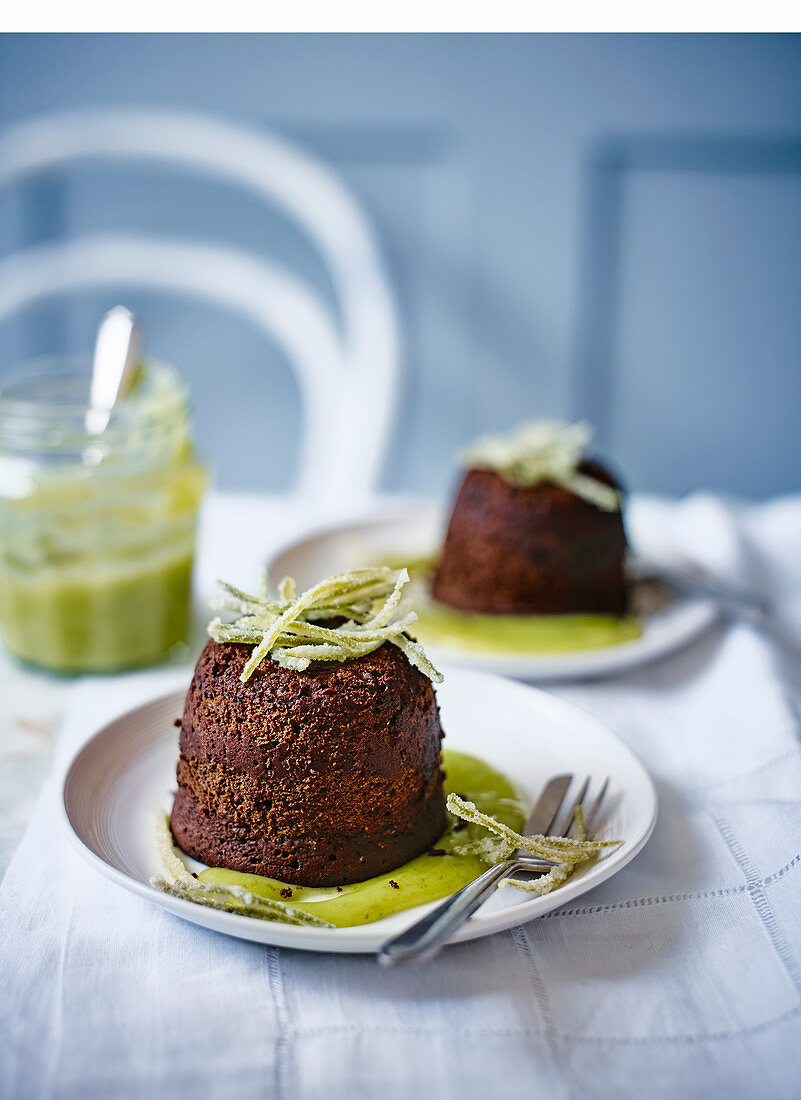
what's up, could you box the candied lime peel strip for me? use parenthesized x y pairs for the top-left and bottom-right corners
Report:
(208, 566), (443, 684)
(446, 793), (622, 897)
(153, 804), (195, 885)
(462, 419), (621, 512)
(150, 808), (334, 928)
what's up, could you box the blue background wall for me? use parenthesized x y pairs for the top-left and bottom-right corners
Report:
(0, 33), (799, 498)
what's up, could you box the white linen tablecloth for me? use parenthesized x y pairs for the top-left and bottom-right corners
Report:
(2, 492), (801, 1099)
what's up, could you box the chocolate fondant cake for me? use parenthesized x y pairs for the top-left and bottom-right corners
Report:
(171, 638), (447, 887)
(432, 459), (627, 615)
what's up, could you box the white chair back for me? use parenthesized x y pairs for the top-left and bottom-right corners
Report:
(0, 108), (401, 501)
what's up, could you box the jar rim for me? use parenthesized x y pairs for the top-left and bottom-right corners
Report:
(0, 355), (190, 459)
(0, 357), (95, 420)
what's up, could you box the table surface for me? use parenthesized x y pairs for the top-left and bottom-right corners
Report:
(4, 490), (801, 1100)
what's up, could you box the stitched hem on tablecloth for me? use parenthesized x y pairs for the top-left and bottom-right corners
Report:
(710, 813), (801, 997)
(266, 945), (292, 1100)
(532, 850), (799, 920)
(288, 1002), (801, 1047)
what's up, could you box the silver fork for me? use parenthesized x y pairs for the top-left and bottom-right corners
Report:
(377, 775), (609, 966)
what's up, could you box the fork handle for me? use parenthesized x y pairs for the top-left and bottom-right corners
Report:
(377, 856), (552, 966)
(377, 860), (513, 966)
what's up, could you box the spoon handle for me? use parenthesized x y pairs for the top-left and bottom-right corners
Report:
(86, 306), (142, 435)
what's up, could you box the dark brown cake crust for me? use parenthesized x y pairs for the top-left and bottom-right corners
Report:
(171, 639), (447, 886)
(431, 461), (627, 615)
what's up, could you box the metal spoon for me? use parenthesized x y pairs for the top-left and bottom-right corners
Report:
(85, 306), (143, 435)
(628, 553), (773, 619)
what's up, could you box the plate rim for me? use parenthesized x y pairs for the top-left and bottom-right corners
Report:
(61, 671), (658, 954)
(266, 502), (720, 681)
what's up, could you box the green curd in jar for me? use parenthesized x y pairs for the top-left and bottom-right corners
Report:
(0, 360), (206, 672)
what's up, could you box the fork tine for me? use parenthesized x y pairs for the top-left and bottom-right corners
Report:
(583, 776), (610, 836)
(555, 776), (590, 837)
(566, 777), (591, 837)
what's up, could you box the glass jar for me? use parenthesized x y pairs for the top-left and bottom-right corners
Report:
(0, 357), (206, 672)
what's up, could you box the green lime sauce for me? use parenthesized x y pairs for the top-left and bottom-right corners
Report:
(198, 749), (525, 928)
(414, 603), (642, 655)
(381, 555), (642, 656)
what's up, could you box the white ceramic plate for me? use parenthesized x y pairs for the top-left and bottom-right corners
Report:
(268, 503), (718, 681)
(62, 669), (657, 954)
